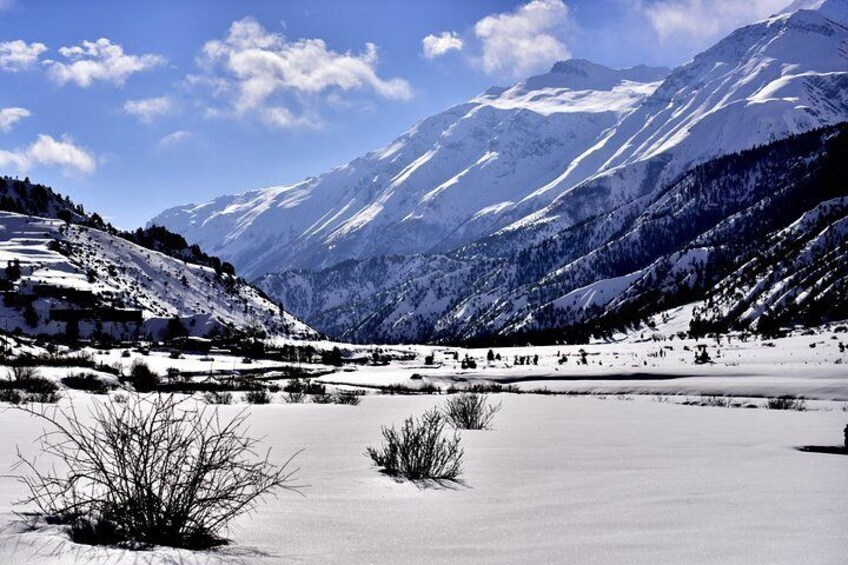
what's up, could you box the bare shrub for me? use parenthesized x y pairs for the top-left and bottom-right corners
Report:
(310, 392), (334, 404)
(334, 390), (361, 406)
(62, 373), (115, 394)
(765, 396), (807, 411)
(366, 408), (463, 481)
(442, 392), (501, 430)
(129, 360), (159, 392)
(284, 391), (306, 404)
(8, 365), (40, 382)
(245, 389), (272, 405)
(284, 378), (324, 395)
(15, 395), (301, 549)
(0, 388), (23, 404)
(1, 371), (61, 403)
(311, 390), (361, 405)
(204, 390), (233, 405)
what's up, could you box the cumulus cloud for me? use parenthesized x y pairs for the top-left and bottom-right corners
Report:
(643, 0), (789, 44)
(123, 96), (174, 124)
(44, 38), (165, 87)
(0, 134), (96, 175)
(0, 149), (26, 170)
(422, 31), (464, 59)
(0, 107), (31, 132)
(156, 130), (193, 150)
(0, 40), (48, 72)
(474, 0), (572, 78)
(27, 134), (96, 174)
(194, 17), (412, 128)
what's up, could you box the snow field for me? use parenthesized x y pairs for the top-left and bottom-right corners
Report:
(0, 393), (844, 564)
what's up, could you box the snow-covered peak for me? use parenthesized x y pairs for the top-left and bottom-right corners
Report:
(540, 59), (670, 91)
(472, 59), (670, 116)
(152, 6), (848, 280)
(779, 0), (848, 23)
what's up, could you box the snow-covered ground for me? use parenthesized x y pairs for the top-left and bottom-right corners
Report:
(315, 331), (848, 401)
(4, 328), (846, 400)
(0, 393), (844, 564)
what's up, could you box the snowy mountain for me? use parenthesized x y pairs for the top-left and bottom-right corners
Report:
(154, 0), (848, 343)
(152, 60), (669, 275)
(0, 178), (317, 341)
(260, 123), (848, 343)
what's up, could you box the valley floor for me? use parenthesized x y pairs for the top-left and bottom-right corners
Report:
(0, 393), (845, 564)
(0, 330), (845, 564)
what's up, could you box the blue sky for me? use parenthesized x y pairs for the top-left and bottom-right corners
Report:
(0, 0), (791, 228)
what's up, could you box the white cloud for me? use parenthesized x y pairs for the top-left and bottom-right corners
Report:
(26, 134), (96, 174)
(0, 134), (96, 175)
(123, 96), (174, 124)
(194, 17), (412, 128)
(422, 31), (464, 59)
(474, 0), (572, 78)
(0, 149), (26, 169)
(0, 40), (48, 72)
(0, 107), (31, 132)
(0, 0), (16, 10)
(643, 0), (789, 44)
(156, 130), (193, 150)
(44, 38), (165, 87)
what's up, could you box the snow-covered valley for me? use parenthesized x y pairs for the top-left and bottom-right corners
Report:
(0, 333), (845, 565)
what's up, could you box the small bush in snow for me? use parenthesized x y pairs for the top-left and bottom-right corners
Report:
(765, 396), (807, 411)
(0, 388), (23, 404)
(62, 373), (115, 394)
(14, 395), (301, 549)
(1, 373), (61, 403)
(284, 390), (306, 404)
(129, 360), (159, 392)
(284, 378), (324, 395)
(442, 393), (501, 430)
(366, 409), (463, 481)
(245, 389), (272, 405)
(8, 365), (40, 382)
(111, 392), (129, 404)
(311, 390), (362, 405)
(334, 390), (362, 406)
(203, 390), (233, 405)
(310, 392), (334, 404)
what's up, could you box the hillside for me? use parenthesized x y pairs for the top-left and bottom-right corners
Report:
(0, 179), (317, 341)
(153, 1), (848, 279)
(259, 124), (848, 343)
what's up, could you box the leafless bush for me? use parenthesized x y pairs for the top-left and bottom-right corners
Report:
(244, 389), (272, 404)
(366, 408), (463, 481)
(0, 388), (23, 404)
(129, 360), (159, 392)
(1, 368), (61, 403)
(442, 392), (501, 430)
(334, 390), (362, 406)
(204, 390), (233, 405)
(8, 365), (40, 382)
(284, 390), (305, 404)
(62, 373), (115, 394)
(110, 392), (129, 404)
(14, 395), (301, 549)
(311, 390), (361, 405)
(765, 396), (807, 411)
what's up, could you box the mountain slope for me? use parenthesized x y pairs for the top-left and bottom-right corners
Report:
(0, 179), (317, 341)
(154, 0), (848, 281)
(259, 123), (848, 343)
(152, 61), (669, 275)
